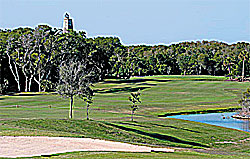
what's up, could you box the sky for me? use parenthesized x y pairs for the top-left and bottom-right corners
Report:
(0, 0), (249, 45)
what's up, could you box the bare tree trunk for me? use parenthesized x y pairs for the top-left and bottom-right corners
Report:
(34, 69), (49, 92)
(38, 72), (41, 92)
(69, 95), (73, 119)
(0, 55), (2, 94)
(28, 78), (31, 92)
(34, 77), (40, 91)
(228, 65), (231, 80)
(25, 77), (28, 92)
(43, 69), (51, 92)
(37, 44), (41, 92)
(242, 59), (245, 82)
(28, 75), (34, 92)
(200, 65), (202, 75)
(131, 110), (134, 122)
(21, 65), (29, 92)
(86, 104), (89, 120)
(7, 54), (21, 91)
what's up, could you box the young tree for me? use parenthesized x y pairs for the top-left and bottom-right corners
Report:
(128, 91), (141, 122)
(238, 88), (250, 116)
(80, 88), (94, 120)
(57, 59), (93, 119)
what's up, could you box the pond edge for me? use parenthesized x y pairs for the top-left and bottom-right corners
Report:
(158, 107), (240, 117)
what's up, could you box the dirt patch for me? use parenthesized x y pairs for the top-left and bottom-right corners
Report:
(0, 136), (174, 158)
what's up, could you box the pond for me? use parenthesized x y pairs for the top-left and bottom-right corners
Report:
(167, 112), (250, 132)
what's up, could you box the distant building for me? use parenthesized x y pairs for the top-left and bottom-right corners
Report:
(63, 13), (73, 33)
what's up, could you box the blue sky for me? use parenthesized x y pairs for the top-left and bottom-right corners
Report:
(0, 0), (249, 45)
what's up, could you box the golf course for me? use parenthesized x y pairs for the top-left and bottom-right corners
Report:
(1, 75), (250, 158)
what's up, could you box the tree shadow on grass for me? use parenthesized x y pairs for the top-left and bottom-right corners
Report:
(136, 83), (157, 86)
(95, 86), (150, 94)
(104, 79), (171, 84)
(12, 94), (42, 96)
(10, 92), (57, 96)
(106, 122), (209, 148)
(151, 123), (201, 133)
(119, 122), (151, 128)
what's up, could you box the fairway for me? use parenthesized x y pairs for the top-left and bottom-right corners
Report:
(0, 75), (249, 119)
(1, 75), (250, 158)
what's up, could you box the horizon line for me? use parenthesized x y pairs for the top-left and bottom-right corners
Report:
(1, 24), (249, 47)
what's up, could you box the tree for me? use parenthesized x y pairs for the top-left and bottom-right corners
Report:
(32, 25), (62, 92)
(239, 88), (250, 117)
(86, 37), (127, 79)
(6, 28), (35, 92)
(222, 49), (235, 79)
(80, 88), (94, 120)
(57, 59), (93, 119)
(128, 91), (141, 121)
(238, 50), (249, 81)
(0, 29), (8, 94)
(177, 52), (191, 75)
(238, 88), (250, 116)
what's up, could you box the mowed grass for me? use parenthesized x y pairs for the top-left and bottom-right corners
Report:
(0, 75), (248, 119)
(1, 75), (250, 158)
(1, 119), (250, 158)
(30, 151), (250, 159)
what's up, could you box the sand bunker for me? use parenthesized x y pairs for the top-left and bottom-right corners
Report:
(0, 136), (174, 158)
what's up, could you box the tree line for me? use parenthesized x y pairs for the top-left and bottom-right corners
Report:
(0, 25), (249, 94)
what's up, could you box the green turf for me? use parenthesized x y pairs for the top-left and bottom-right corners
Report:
(1, 118), (249, 154)
(0, 75), (250, 158)
(0, 75), (248, 119)
(31, 151), (250, 159)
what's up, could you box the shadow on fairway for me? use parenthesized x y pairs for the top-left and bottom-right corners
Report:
(119, 122), (151, 128)
(10, 92), (57, 96)
(136, 82), (157, 86)
(151, 123), (201, 133)
(104, 79), (171, 84)
(106, 122), (209, 148)
(95, 86), (150, 94)
(12, 94), (42, 96)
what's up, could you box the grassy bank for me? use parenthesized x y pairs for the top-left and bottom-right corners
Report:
(0, 75), (250, 158)
(0, 118), (250, 158)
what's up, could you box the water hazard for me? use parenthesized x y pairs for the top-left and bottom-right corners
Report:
(167, 112), (250, 132)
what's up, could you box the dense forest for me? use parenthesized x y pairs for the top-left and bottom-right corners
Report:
(0, 25), (249, 93)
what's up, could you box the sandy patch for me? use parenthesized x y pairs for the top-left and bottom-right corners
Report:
(0, 136), (174, 158)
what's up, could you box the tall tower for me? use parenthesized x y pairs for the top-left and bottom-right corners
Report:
(63, 13), (73, 33)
